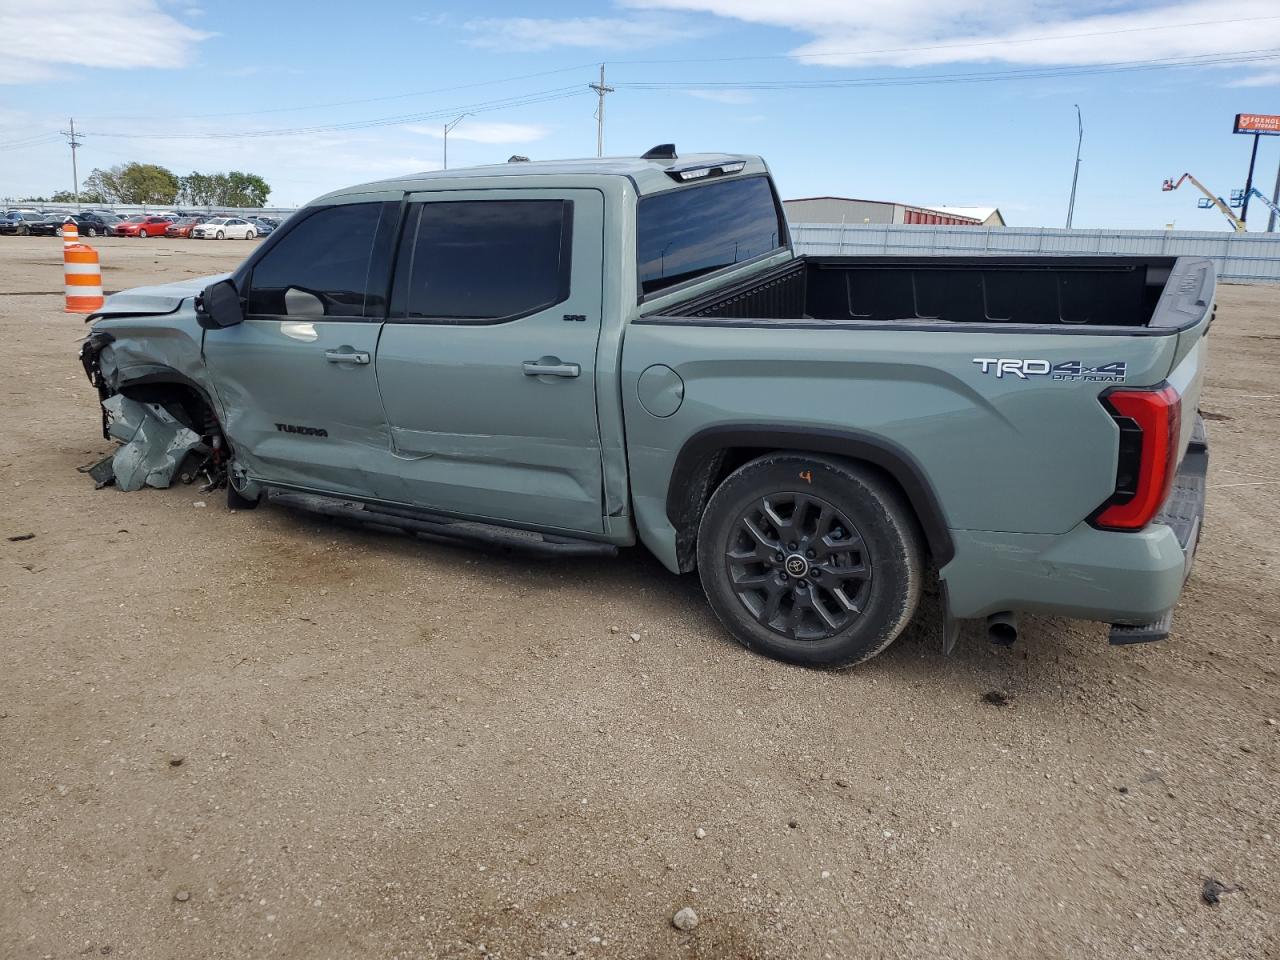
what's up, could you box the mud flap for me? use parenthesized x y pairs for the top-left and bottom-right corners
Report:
(96, 394), (209, 492)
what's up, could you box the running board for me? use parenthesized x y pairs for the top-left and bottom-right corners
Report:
(1108, 609), (1173, 645)
(270, 492), (618, 558)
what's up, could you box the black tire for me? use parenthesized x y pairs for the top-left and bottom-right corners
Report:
(227, 481), (261, 510)
(696, 454), (923, 669)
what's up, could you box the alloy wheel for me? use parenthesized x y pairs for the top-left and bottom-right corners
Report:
(724, 491), (872, 641)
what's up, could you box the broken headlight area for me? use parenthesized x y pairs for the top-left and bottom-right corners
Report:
(82, 392), (228, 494)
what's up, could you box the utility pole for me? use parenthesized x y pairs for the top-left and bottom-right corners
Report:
(60, 117), (83, 209)
(1268, 153), (1280, 233)
(1240, 132), (1261, 227)
(589, 63), (614, 158)
(443, 113), (470, 170)
(1065, 104), (1083, 229)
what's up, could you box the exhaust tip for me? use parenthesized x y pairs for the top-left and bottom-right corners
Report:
(987, 612), (1018, 647)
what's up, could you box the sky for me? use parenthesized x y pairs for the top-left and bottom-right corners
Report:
(1, 0), (1279, 228)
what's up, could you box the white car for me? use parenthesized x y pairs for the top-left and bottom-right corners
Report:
(191, 217), (257, 240)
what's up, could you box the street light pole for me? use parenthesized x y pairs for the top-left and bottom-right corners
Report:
(443, 113), (470, 170)
(1065, 104), (1083, 229)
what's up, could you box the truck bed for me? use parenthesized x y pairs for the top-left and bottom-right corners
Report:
(655, 255), (1207, 330)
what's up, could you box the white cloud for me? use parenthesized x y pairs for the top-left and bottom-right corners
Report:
(625, 0), (1280, 81)
(1227, 69), (1280, 87)
(463, 14), (698, 52)
(0, 0), (210, 84)
(405, 121), (550, 144)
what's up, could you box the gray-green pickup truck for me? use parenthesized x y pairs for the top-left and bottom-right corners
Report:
(79, 146), (1210, 668)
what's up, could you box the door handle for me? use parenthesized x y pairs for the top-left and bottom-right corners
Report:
(324, 349), (370, 365)
(522, 358), (580, 379)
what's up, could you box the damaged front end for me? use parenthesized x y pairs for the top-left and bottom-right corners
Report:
(79, 317), (229, 494)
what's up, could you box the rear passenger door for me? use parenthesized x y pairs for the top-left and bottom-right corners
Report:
(374, 189), (606, 533)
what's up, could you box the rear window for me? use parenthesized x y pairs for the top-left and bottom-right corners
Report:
(637, 176), (785, 296)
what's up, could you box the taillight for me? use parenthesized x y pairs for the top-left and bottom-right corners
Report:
(1091, 385), (1181, 531)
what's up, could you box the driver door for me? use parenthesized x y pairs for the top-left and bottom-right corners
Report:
(202, 199), (399, 497)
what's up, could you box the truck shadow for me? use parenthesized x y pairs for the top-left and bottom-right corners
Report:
(265, 496), (1109, 701)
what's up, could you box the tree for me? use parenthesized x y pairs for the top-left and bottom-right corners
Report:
(49, 189), (105, 204)
(179, 170), (271, 207)
(83, 162), (180, 204)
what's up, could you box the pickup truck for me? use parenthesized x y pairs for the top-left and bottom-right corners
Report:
(78, 146), (1211, 668)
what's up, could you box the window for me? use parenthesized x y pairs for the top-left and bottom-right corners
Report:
(393, 199), (571, 323)
(246, 203), (386, 319)
(637, 175), (785, 296)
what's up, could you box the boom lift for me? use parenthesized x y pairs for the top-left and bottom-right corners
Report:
(1229, 186), (1280, 222)
(1162, 173), (1245, 232)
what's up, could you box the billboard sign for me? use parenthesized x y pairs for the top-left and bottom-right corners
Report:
(1234, 113), (1280, 135)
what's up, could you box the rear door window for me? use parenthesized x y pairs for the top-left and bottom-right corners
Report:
(637, 175), (785, 296)
(391, 199), (572, 323)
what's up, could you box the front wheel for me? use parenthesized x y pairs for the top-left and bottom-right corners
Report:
(696, 454), (923, 669)
(227, 480), (261, 510)
(215, 230), (224, 240)
(140, 229), (149, 238)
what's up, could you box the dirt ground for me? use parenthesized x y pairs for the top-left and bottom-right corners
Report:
(1, 236), (1277, 960)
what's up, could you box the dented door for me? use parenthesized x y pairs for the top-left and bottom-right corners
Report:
(374, 188), (606, 533)
(203, 201), (396, 497)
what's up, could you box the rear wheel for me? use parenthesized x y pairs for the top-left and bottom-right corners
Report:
(697, 454), (923, 669)
(246, 229), (256, 239)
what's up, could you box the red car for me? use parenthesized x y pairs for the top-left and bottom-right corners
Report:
(165, 217), (209, 238)
(114, 215), (173, 238)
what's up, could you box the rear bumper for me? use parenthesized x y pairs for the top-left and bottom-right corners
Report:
(941, 417), (1207, 634)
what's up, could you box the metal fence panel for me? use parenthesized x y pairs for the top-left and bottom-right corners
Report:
(790, 223), (1280, 283)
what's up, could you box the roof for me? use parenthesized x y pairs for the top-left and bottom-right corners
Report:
(784, 195), (894, 206)
(923, 205), (1001, 221)
(318, 152), (766, 203)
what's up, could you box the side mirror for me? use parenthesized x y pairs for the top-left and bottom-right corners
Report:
(196, 279), (244, 329)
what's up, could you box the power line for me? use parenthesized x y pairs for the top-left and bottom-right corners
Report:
(79, 61), (601, 122)
(84, 86), (591, 141)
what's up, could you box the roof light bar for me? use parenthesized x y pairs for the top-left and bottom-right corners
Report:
(666, 160), (747, 183)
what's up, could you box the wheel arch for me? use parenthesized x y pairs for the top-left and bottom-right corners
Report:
(665, 425), (954, 573)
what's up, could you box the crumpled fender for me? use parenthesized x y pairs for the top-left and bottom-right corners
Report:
(100, 394), (209, 491)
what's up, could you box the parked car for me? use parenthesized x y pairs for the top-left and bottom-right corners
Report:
(0, 211), (57, 236)
(191, 217), (257, 240)
(57, 213), (116, 238)
(78, 148), (1211, 669)
(245, 217), (275, 236)
(114, 215), (173, 238)
(165, 216), (209, 238)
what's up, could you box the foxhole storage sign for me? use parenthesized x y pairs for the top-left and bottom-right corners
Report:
(1234, 113), (1280, 136)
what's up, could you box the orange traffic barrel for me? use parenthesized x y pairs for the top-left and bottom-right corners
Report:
(63, 220), (104, 314)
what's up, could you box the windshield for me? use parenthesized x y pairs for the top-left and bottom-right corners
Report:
(125, 215), (146, 223)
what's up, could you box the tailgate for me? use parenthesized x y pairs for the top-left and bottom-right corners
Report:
(1158, 257), (1215, 460)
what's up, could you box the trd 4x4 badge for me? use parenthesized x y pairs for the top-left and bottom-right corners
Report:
(972, 358), (1128, 382)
